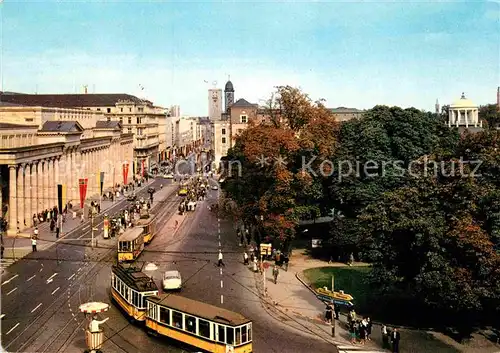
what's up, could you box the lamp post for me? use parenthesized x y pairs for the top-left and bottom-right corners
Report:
(90, 204), (97, 249)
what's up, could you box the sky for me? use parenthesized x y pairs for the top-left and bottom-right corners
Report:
(1, 0), (499, 116)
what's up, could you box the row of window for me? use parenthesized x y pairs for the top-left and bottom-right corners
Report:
(111, 274), (157, 309)
(148, 303), (252, 346)
(118, 237), (143, 252)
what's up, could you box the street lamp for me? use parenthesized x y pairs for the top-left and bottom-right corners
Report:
(90, 203), (98, 248)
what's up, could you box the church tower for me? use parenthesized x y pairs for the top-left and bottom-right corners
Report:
(435, 99), (440, 114)
(497, 86), (499, 111)
(224, 78), (234, 113)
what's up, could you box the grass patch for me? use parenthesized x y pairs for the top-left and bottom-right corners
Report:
(303, 266), (371, 312)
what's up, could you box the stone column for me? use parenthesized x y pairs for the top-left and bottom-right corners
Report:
(465, 109), (469, 128)
(17, 164), (25, 230)
(47, 158), (53, 208)
(31, 162), (38, 220)
(8, 165), (18, 234)
(37, 161), (43, 213)
(68, 150), (75, 203)
(43, 160), (50, 210)
(25, 164), (32, 227)
(75, 150), (81, 204)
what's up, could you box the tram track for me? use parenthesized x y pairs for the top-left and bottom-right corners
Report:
(5, 184), (179, 352)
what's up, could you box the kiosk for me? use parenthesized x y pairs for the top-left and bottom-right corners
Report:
(79, 302), (109, 353)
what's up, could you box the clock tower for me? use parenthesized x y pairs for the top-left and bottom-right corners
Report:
(224, 79), (234, 113)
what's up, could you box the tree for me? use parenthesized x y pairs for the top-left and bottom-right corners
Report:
(327, 105), (459, 254)
(479, 104), (500, 129)
(222, 86), (338, 248)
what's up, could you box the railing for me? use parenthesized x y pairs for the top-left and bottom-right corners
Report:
(0, 133), (37, 148)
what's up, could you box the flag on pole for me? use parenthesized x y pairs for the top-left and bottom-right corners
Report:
(99, 172), (105, 195)
(78, 179), (88, 209)
(123, 163), (129, 185)
(58, 184), (67, 213)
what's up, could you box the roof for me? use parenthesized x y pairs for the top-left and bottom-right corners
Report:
(136, 217), (154, 226)
(118, 227), (144, 242)
(112, 265), (158, 292)
(224, 80), (234, 92)
(95, 120), (122, 129)
(231, 98), (256, 108)
(451, 93), (477, 108)
(0, 122), (38, 129)
(330, 107), (364, 113)
(0, 93), (144, 108)
(147, 294), (251, 326)
(0, 101), (25, 107)
(40, 121), (84, 133)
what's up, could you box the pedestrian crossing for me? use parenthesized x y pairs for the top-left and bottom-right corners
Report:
(336, 345), (384, 353)
(0, 258), (16, 272)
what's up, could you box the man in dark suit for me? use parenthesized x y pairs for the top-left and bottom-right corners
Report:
(392, 328), (401, 353)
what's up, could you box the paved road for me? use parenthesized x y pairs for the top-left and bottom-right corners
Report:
(0, 177), (179, 352)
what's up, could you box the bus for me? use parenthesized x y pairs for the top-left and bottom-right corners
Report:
(118, 227), (144, 262)
(137, 216), (157, 244)
(145, 294), (253, 353)
(110, 264), (159, 322)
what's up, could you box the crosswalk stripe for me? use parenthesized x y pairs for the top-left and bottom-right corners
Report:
(336, 346), (384, 353)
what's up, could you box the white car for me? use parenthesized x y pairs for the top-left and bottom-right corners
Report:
(163, 270), (182, 290)
(163, 174), (174, 179)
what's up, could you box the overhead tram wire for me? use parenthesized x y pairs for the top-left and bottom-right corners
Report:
(99, 259), (212, 347)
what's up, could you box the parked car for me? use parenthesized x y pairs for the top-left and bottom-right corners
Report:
(163, 270), (182, 290)
(163, 174), (174, 179)
(211, 185), (218, 190)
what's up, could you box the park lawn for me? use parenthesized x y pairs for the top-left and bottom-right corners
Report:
(303, 266), (371, 312)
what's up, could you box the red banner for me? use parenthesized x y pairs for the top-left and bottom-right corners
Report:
(123, 163), (129, 185)
(79, 178), (88, 209)
(141, 160), (145, 176)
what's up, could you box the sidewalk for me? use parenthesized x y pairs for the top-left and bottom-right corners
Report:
(257, 249), (500, 353)
(1, 179), (156, 265)
(252, 251), (354, 348)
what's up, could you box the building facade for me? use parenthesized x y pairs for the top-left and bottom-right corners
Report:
(208, 89), (223, 120)
(0, 93), (167, 173)
(0, 104), (134, 235)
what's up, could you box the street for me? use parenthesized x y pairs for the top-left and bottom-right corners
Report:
(1, 172), (336, 353)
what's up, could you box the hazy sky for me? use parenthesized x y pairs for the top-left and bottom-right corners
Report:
(2, 0), (499, 115)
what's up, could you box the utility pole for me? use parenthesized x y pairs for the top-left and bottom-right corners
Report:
(90, 205), (97, 248)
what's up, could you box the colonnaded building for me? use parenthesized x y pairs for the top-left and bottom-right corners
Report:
(0, 91), (173, 235)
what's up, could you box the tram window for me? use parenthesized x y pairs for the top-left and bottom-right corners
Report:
(247, 324), (252, 341)
(185, 315), (197, 334)
(141, 294), (148, 308)
(241, 325), (247, 343)
(159, 307), (170, 325)
(217, 325), (225, 343)
(226, 327), (234, 345)
(172, 311), (183, 329)
(198, 319), (210, 338)
(132, 291), (139, 307)
(235, 327), (241, 345)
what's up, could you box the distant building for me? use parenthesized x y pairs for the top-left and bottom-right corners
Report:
(0, 103), (134, 235)
(208, 89), (223, 120)
(447, 92), (483, 133)
(0, 92), (168, 171)
(170, 105), (181, 117)
(329, 107), (364, 122)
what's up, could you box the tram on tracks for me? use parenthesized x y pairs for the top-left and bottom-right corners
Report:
(110, 265), (159, 322)
(136, 216), (157, 244)
(145, 294), (253, 353)
(117, 227), (144, 262)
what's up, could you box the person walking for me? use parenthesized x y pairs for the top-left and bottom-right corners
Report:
(391, 328), (401, 353)
(243, 252), (249, 265)
(31, 236), (37, 252)
(217, 251), (225, 267)
(1, 243), (4, 259)
(334, 303), (340, 320)
(381, 324), (390, 349)
(272, 265), (279, 284)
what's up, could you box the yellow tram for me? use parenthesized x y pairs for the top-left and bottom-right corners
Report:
(110, 265), (159, 322)
(145, 294), (253, 353)
(117, 227), (144, 262)
(137, 216), (157, 244)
